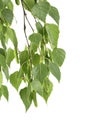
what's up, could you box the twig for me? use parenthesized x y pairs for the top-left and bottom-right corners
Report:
(25, 14), (34, 32)
(22, 0), (37, 26)
(21, 0), (29, 47)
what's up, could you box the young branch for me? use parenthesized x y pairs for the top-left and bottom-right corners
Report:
(22, 0), (38, 27)
(21, 0), (29, 47)
(21, 0), (34, 32)
(25, 14), (34, 32)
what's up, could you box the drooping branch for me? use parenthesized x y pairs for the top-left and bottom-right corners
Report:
(21, 0), (33, 81)
(0, 0), (66, 110)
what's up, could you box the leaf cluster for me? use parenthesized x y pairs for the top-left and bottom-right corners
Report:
(0, 0), (66, 111)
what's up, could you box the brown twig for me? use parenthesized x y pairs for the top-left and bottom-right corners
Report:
(21, 0), (29, 47)
(25, 13), (34, 32)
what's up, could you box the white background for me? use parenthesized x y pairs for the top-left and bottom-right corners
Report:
(0, 0), (88, 129)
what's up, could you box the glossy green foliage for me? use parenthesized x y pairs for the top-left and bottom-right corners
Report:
(0, 0), (66, 111)
(6, 48), (15, 67)
(32, 63), (49, 83)
(23, 0), (35, 11)
(32, 1), (50, 22)
(46, 24), (59, 48)
(29, 33), (42, 52)
(49, 62), (61, 82)
(52, 48), (66, 66)
(49, 6), (60, 25)
(1, 85), (9, 101)
(43, 78), (53, 102)
(20, 85), (32, 111)
(15, 0), (20, 5)
(31, 79), (43, 96)
(10, 71), (22, 90)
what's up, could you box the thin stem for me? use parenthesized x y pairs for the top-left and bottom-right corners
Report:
(25, 14), (34, 32)
(21, 0), (29, 47)
(22, 0), (37, 25)
(22, 0), (34, 32)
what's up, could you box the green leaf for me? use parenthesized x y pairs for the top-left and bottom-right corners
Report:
(2, 65), (9, 80)
(0, 1), (4, 11)
(15, 0), (20, 5)
(31, 79), (43, 96)
(22, 62), (28, 75)
(43, 78), (53, 102)
(0, 48), (6, 57)
(32, 91), (38, 107)
(0, 71), (3, 88)
(1, 0), (9, 6)
(32, 1), (50, 22)
(52, 48), (66, 66)
(6, 48), (15, 67)
(49, 6), (60, 25)
(29, 33), (42, 52)
(1, 85), (9, 101)
(19, 50), (29, 74)
(46, 24), (59, 48)
(0, 0), (10, 10)
(32, 54), (40, 66)
(0, 37), (6, 49)
(0, 54), (6, 68)
(10, 71), (22, 90)
(19, 50), (29, 65)
(7, 1), (13, 11)
(29, 32), (42, 43)
(23, 0), (35, 11)
(7, 27), (18, 62)
(0, 25), (7, 48)
(49, 62), (61, 82)
(7, 28), (17, 46)
(1, 9), (13, 25)
(17, 67), (24, 79)
(20, 87), (32, 111)
(32, 63), (49, 83)
(36, 22), (43, 34)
